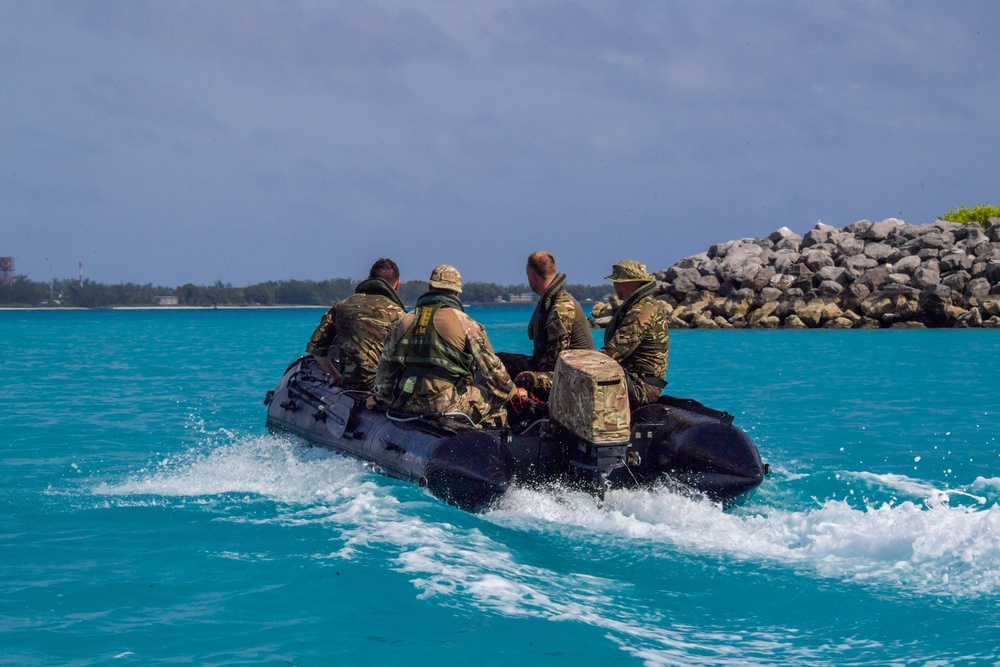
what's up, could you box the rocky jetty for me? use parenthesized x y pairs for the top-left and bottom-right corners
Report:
(592, 217), (1000, 329)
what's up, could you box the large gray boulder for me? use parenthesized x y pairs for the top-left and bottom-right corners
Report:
(986, 261), (1000, 284)
(942, 270), (972, 293)
(843, 219), (873, 235)
(669, 273), (698, 298)
(864, 242), (895, 262)
(802, 248), (835, 271)
(956, 308), (984, 327)
(891, 255), (922, 274)
(772, 250), (801, 273)
(966, 277), (992, 301)
(858, 266), (891, 290)
(674, 252), (716, 275)
(769, 273), (797, 291)
(916, 232), (955, 250)
(985, 218), (1000, 243)
(939, 251), (973, 273)
(694, 273), (721, 292)
(912, 265), (942, 289)
(842, 254), (878, 275)
(801, 228), (831, 248)
(836, 235), (866, 257)
(957, 222), (990, 246)
(818, 280), (845, 297)
(864, 219), (903, 241)
(768, 227), (799, 244)
(816, 265), (849, 285)
(842, 282), (871, 311)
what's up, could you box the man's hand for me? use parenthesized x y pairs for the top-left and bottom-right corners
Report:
(314, 355), (342, 385)
(365, 395), (378, 410)
(510, 387), (529, 409)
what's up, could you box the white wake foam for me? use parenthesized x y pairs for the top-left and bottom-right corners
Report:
(92, 434), (372, 506)
(87, 435), (795, 663)
(488, 477), (1000, 599)
(89, 434), (1000, 665)
(95, 434), (1000, 600)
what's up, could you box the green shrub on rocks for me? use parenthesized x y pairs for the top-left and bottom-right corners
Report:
(940, 203), (1000, 228)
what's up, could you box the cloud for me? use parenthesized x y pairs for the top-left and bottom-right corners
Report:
(64, 0), (464, 101)
(1, 1), (998, 285)
(75, 74), (223, 134)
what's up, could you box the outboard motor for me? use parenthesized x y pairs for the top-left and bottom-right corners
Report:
(548, 350), (633, 493)
(565, 436), (631, 495)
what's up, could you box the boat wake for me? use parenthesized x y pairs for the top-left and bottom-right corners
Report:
(90, 431), (1000, 663)
(494, 472), (1000, 595)
(92, 431), (1000, 598)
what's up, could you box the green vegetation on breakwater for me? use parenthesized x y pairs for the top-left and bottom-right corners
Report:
(940, 203), (1000, 226)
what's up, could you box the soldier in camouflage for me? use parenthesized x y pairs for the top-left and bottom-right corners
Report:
(498, 251), (594, 402)
(306, 258), (406, 392)
(600, 260), (670, 411)
(368, 264), (517, 427)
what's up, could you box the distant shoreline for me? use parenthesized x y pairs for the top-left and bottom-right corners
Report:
(0, 305), (326, 311)
(0, 302), (541, 312)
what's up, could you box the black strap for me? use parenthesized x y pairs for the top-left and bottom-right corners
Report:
(643, 374), (667, 389)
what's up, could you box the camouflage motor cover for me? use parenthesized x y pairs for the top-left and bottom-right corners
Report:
(548, 349), (631, 444)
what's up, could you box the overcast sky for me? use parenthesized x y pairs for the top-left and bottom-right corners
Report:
(2, 1), (998, 286)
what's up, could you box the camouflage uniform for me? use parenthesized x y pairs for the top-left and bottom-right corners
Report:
(600, 261), (670, 410)
(509, 273), (594, 402)
(306, 278), (406, 391)
(373, 265), (516, 427)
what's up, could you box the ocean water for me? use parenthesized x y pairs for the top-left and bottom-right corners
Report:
(2, 306), (999, 666)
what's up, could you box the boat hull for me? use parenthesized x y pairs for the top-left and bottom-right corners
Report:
(265, 357), (767, 511)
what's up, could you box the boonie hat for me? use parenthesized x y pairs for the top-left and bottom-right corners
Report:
(429, 264), (463, 293)
(605, 260), (653, 283)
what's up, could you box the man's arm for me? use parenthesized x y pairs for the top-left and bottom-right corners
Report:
(370, 318), (406, 407)
(535, 302), (574, 372)
(306, 307), (343, 383)
(601, 306), (645, 363)
(463, 318), (516, 406)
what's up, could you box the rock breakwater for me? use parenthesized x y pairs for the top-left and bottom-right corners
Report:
(591, 217), (1000, 329)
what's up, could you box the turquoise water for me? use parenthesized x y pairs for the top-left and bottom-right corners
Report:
(2, 306), (999, 666)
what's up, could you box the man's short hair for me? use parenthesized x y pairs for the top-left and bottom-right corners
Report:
(369, 258), (399, 283)
(526, 251), (556, 280)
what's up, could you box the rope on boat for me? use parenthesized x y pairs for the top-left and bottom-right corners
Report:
(516, 419), (549, 435)
(622, 460), (642, 489)
(385, 410), (477, 427)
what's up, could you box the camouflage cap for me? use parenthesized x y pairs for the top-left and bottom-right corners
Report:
(605, 260), (653, 283)
(429, 264), (463, 293)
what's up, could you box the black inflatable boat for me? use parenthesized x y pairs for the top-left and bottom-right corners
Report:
(264, 356), (768, 512)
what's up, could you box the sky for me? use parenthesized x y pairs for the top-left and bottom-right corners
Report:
(2, 1), (998, 287)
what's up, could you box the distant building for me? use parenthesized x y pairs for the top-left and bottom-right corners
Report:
(154, 295), (179, 306)
(0, 256), (13, 285)
(493, 293), (537, 304)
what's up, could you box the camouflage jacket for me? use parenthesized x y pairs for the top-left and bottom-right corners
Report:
(305, 278), (406, 391)
(374, 292), (515, 422)
(601, 285), (670, 408)
(529, 274), (594, 372)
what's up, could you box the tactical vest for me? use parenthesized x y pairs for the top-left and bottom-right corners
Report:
(390, 303), (476, 389)
(530, 276), (594, 360)
(534, 295), (592, 357)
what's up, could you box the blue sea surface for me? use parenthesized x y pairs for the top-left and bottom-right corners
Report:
(2, 306), (999, 666)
